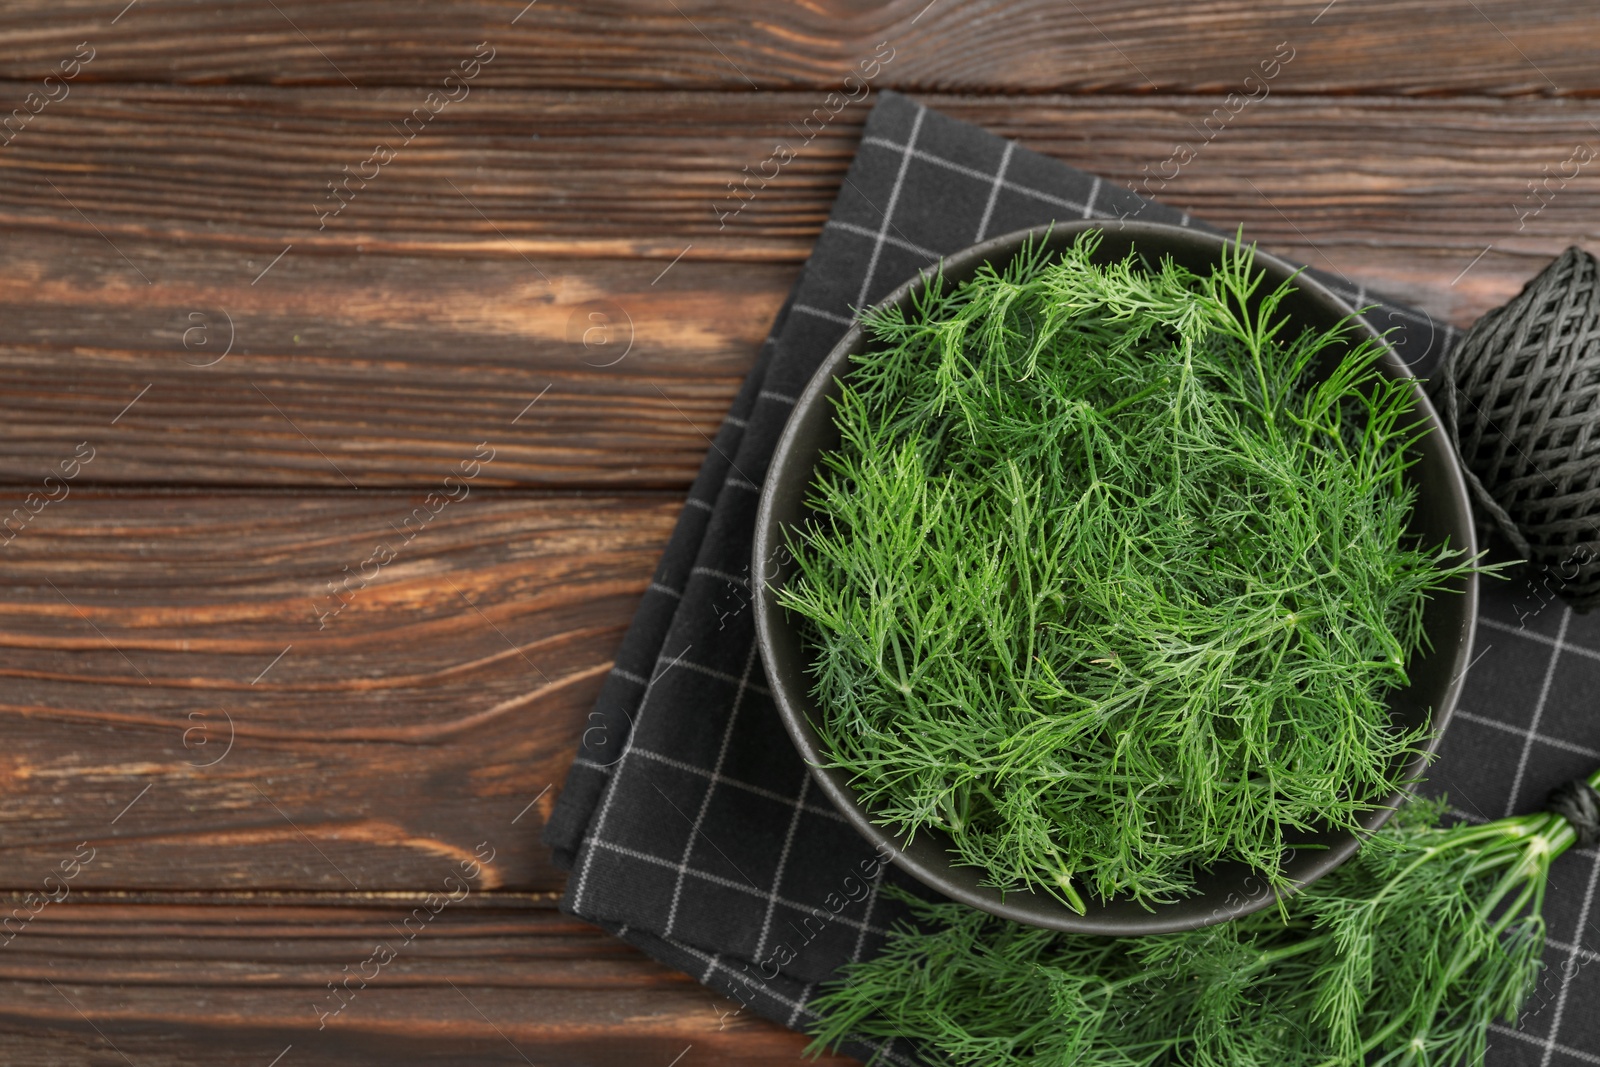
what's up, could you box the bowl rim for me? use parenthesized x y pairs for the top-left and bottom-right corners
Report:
(752, 219), (1479, 935)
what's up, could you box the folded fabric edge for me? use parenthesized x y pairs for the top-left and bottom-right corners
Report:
(541, 281), (803, 870)
(599, 918), (931, 1067)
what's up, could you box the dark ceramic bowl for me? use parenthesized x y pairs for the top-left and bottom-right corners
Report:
(752, 220), (1479, 936)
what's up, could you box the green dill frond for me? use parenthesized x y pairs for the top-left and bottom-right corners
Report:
(778, 231), (1476, 908)
(808, 794), (1587, 1067)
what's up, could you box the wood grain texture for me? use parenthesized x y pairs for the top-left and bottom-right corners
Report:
(0, 899), (852, 1066)
(3, 89), (1598, 489)
(4, 1), (1600, 1059)
(0, 230), (783, 490)
(0, 0), (1593, 95)
(0, 489), (679, 892)
(5, 87), (1596, 273)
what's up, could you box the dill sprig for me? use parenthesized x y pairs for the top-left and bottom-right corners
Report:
(778, 231), (1476, 908)
(807, 774), (1597, 1067)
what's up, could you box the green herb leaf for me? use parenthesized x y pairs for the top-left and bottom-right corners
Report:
(779, 230), (1477, 906)
(807, 787), (1590, 1067)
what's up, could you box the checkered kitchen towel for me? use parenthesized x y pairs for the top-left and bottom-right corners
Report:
(544, 89), (1600, 1065)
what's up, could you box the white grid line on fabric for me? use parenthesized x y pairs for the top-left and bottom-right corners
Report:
(849, 859), (890, 964)
(572, 757), (615, 774)
(589, 838), (893, 938)
(1492, 1024), (1600, 1066)
(973, 140), (1016, 243)
(858, 133), (1092, 219)
(828, 218), (940, 261)
(629, 746), (848, 824)
(1082, 174), (1101, 219)
(684, 496), (715, 513)
(758, 389), (798, 406)
(725, 474), (761, 493)
(665, 643), (758, 938)
(872, 1038), (910, 1067)
(856, 106), (928, 307)
(792, 303), (855, 327)
(1548, 936), (1600, 965)
(656, 651), (773, 696)
(1481, 615), (1600, 662)
(866, 1033), (920, 1065)
(571, 645), (694, 911)
(801, 143), (1129, 328)
(672, 940), (925, 1067)
(754, 773), (812, 961)
(693, 565), (749, 589)
(1540, 848), (1600, 1067)
(787, 981), (814, 1028)
(573, 745), (646, 912)
(1507, 608), (1574, 818)
(1454, 709), (1600, 761)
(612, 666), (650, 686)
(649, 582), (683, 600)
(723, 414), (748, 429)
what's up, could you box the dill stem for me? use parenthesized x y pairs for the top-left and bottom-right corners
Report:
(1252, 933), (1334, 970)
(1098, 376), (1168, 418)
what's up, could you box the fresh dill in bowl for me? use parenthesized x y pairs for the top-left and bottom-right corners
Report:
(776, 230), (1476, 912)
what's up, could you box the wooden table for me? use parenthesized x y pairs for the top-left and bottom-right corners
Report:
(0, 2), (1594, 1062)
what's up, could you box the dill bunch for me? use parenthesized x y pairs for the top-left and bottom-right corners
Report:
(808, 777), (1597, 1067)
(778, 232), (1475, 909)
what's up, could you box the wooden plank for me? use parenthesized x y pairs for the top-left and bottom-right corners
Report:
(0, 0), (1592, 95)
(0, 489), (680, 892)
(3, 89), (1598, 490)
(0, 232), (783, 490)
(5, 87), (1596, 272)
(0, 85), (839, 261)
(0, 899), (851, 1065)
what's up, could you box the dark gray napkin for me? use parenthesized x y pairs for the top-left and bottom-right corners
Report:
(544, 89), (1600, 1066)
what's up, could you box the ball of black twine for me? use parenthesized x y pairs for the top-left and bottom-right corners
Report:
(1441, 245), (1600, 612)
(1547, 777), (1600, 849)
